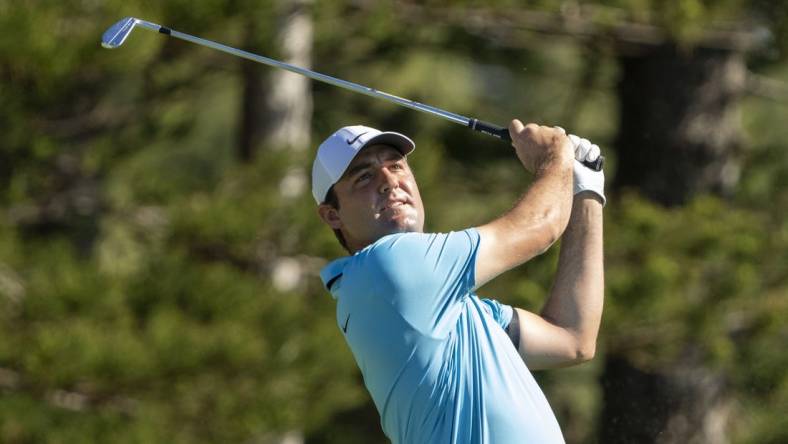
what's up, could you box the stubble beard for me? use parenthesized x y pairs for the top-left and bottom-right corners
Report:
(378, 204), (421, 234)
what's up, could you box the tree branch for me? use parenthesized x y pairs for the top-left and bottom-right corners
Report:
(746, 72), (788, 102)
(384, 1), (768, 53)
(0, 366), (138, 415)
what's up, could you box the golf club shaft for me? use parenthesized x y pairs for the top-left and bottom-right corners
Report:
(111, 18), (603, 171)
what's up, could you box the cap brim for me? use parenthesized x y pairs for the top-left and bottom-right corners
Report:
(360, 131), (415, 157)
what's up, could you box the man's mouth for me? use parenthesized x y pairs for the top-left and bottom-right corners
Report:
(380, 199), (409, 212)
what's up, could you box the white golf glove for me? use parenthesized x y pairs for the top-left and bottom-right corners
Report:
(568, 134), (606, 206)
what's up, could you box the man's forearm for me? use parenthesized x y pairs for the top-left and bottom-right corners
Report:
(474, 156), (574, 288)
(505, 159), (574, 254)
(540, 192), (604, 358)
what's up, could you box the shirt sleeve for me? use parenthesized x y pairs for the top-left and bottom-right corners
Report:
(480, 297), (514, 330)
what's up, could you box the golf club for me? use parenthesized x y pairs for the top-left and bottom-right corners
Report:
(102, 17), (604, 171)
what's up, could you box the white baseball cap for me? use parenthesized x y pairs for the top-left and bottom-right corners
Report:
(311, 125), (415, 203)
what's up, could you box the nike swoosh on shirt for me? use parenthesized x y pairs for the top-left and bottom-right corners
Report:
(342, 313), (351, 333)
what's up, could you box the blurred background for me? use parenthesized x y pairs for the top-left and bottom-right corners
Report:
(1, 0), (786, 443)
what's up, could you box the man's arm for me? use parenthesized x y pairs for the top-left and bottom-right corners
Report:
(474, 120), (574, 288)
(510, 192), (604, 370)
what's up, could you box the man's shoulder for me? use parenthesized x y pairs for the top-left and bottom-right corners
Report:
(359, 232), (429, 271)
(364, 228), (480, 276)
(320, 229), (480, 292)
(366, 228), (479, 255)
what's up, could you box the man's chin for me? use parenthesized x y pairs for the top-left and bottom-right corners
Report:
(380, 215), (422, 235)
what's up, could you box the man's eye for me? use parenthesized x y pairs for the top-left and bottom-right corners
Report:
(355, 172), (371, 183)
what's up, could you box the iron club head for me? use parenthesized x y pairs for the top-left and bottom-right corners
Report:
(101, 17), (138, 49)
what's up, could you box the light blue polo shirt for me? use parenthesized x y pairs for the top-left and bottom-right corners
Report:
(320, 228), (565, 443)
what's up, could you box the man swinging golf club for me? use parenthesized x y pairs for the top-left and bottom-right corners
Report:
(100, 16), (605, 443)
(313, 120), (604, 443)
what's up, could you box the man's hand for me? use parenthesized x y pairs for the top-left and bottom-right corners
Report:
(569, 135), (606, 205)
(509, 120), (574, 174)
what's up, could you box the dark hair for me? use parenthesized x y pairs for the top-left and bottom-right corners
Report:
(323, 186), (351, 253)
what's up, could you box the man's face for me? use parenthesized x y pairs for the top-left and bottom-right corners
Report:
(318, 144), (425, 252)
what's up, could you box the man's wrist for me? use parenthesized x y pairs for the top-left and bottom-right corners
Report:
(536, 151), (573, 176)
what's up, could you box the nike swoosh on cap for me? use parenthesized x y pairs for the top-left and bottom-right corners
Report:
(346, 132), (368, 145)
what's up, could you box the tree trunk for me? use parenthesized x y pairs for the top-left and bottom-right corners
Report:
(599, 353), (732, 444)
(261, 0), (313, 151)
(600, 43), (745, 443)
(238, 33), (264, 163)
(236, 0), (313, 163)
(612, 43), (746, 206)
(236, 3), (313, 440)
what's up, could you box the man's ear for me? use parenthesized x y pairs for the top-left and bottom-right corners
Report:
(317, 204), (343, 230)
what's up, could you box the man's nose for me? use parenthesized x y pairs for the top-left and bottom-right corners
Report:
(378, 168), (399, 194)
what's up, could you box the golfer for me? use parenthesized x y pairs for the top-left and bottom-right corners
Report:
(312, 120), (605, 443)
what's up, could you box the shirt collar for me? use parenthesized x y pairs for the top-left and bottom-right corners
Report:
(320, 256), (351, 296)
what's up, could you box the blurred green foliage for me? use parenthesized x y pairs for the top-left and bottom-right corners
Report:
(1, 0), (786, 443)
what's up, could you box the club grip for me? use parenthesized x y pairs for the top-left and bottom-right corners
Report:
(468, 118), (511, 141)
(468, 119), (604, 171)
